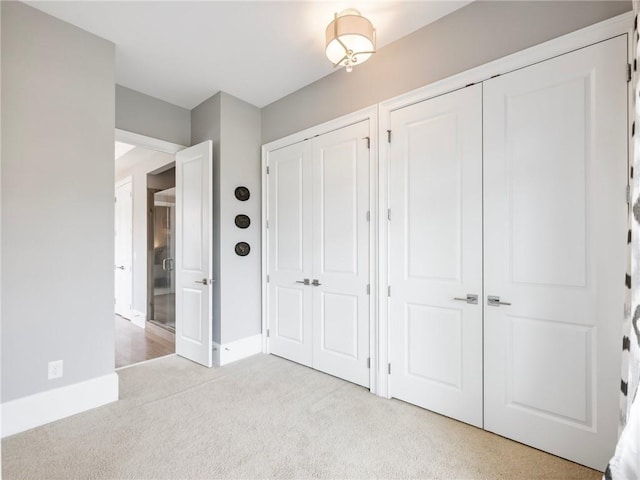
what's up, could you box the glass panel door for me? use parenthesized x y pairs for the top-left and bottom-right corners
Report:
(152, 187), (175, 331)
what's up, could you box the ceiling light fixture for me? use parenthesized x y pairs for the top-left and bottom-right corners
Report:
(325, 9), (376, 73)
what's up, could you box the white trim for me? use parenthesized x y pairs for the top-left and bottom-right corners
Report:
(213, 334), (262, 367)
(367, 107), (379, 395)
(377, 11), (633, 399)
(262, 105), (379, 152)
(115, 128), (185, 154)
(1, 373), (119, 438)
(262, 106), (379, 392)
(377, 104), (391, 400)
(261, 144), (269, 355)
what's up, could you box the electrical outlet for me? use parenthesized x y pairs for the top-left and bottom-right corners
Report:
(48, 360), (63, 380)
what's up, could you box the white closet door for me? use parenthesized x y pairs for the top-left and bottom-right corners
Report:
(483, 36), (627, 470)
(267, 141), (313, 367)
(389, 84), (483, 427)
(312, 121), (370, 388)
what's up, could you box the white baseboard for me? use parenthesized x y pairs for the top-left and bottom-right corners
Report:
(1, 373), (119, 438)
(213, 334), (262, 366)
(130, 310), (146, 328)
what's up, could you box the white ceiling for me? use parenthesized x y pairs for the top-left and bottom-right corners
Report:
(26, 1), (472, 109)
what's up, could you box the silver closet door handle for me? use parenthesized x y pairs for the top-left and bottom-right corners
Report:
(312, 279), (322, 286)
(166, 258), (174, 271)
(162, 258), (168, 271)
(195, 278), (209, 285)
(487, 295), (511, 307)
(116, 265), (125, 270)
(296, 279), (310, 285)
(453, 294), (478, 304)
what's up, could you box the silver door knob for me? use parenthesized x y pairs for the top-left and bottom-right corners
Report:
(295, 279), (310, 285)
(487, 295), (511, 307)
(453, 294), (478, 304)
(195, 278), (209, 285)
(116, 265), (125, 270)
(312, 279), (322, 286)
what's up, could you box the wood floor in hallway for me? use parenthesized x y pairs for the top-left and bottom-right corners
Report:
(115, 315), (175, 368)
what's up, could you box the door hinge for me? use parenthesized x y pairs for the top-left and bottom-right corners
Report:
(266, 165), (270, 174)
(388, 363), (391, 375)
(628, 63), (632, 83)
(266, 329), (270, 337)
(627, 185), (631, 205)
(388, 286), (391, 297)
(267, 275), (270, 283)
(114, 197), (117, 203)
(387, 129), (392, 143)
(266, 219), (269, 229)
(367, 357), (371, 369)
(367, 284), (370, 295)
(363, 136), (370, 149)
(366, 210), (370, 222)
(387, 209), (391, 221)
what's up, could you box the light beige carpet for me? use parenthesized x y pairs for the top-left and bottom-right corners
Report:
(2, 354), (601, 479)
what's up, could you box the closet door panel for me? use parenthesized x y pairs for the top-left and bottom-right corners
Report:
(483, 35), (627, 470)
(312, 120), (370, 388)
(389, 84), (483, 427)
(267, 142), (313, 366)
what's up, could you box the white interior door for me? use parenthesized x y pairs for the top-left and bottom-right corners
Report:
(483, 36), (627, 470)
(389, 85), (483, 427)
(267, 141), (313, 367)
(175, 141), (213, 367)
(114, 179), (133, 320)
(312, 121), (370, 388)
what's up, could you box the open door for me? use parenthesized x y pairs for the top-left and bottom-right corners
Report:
(175, 141), (213, 367)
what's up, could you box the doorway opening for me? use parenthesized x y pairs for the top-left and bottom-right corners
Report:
(114, 133), (180, 369)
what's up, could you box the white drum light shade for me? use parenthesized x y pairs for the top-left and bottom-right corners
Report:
(325, 9), (376, 72)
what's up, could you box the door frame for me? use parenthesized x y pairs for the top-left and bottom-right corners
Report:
(261, 105), (379, 393)
(378, 11), (632, 399)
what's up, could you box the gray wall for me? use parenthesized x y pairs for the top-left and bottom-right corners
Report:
(116, 85), (190, 146)
(1, 2), (115, 402)
(192, 92), (262, 345)
(261, 0), (631, 143)
(219, 93), (262, 344)
(191, 93), (222, 343)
